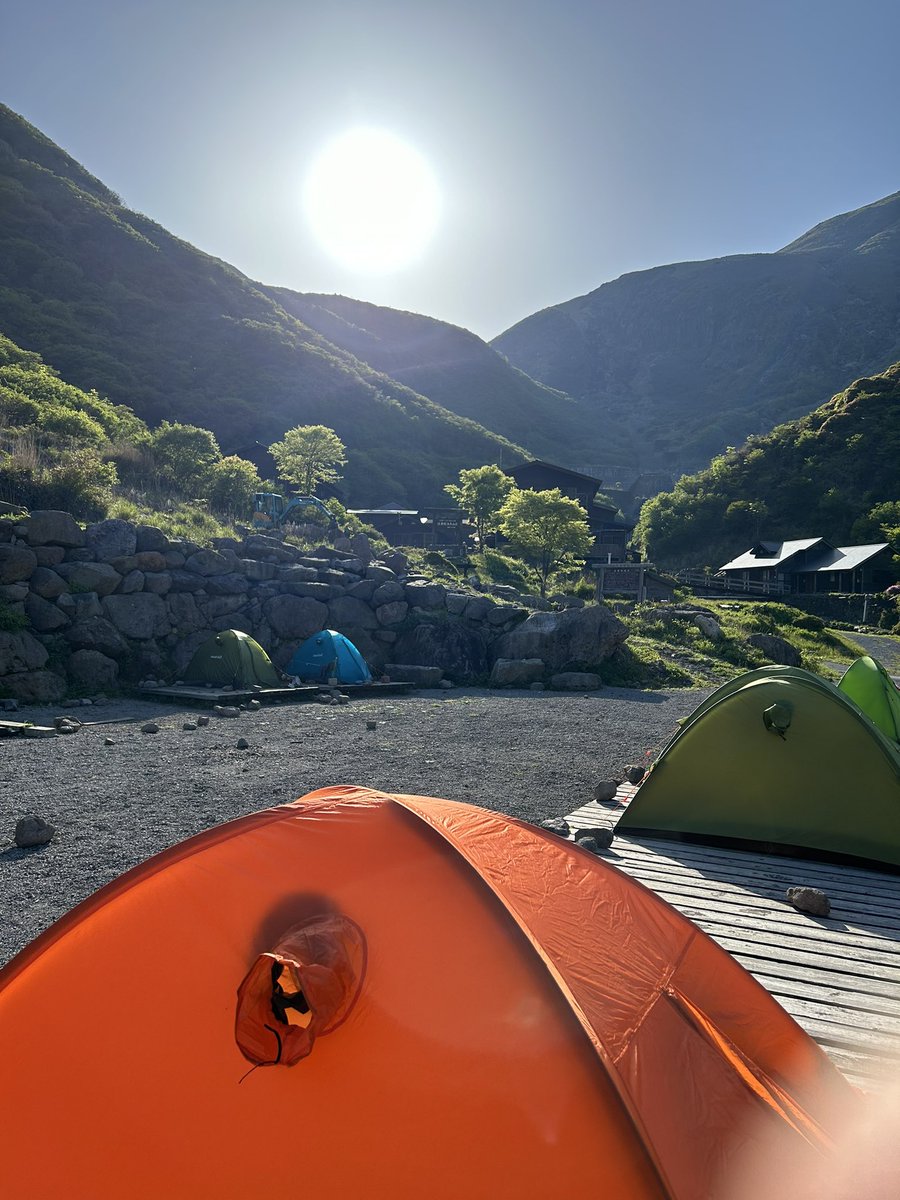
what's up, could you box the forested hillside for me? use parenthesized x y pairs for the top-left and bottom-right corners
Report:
(0, 104), (528, 505)
(635, 363), (900, 568)
(494, 192), (900, 474)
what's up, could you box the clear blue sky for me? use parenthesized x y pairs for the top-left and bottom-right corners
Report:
(3, 0), (899, 339)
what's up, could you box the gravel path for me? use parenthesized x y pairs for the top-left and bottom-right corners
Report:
(0, 686), (708, 967)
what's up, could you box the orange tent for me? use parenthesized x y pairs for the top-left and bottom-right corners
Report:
(0, 787), (855, 1199)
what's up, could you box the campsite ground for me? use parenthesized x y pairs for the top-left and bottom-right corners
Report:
(0, 684), (708, 966)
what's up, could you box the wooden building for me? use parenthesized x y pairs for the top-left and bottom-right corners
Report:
(505, 460), (633, 563)
(719, 539), (895, 594)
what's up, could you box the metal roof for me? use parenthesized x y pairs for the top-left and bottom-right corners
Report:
(719, 538), (823, 572)
(804, 543), (890, 572)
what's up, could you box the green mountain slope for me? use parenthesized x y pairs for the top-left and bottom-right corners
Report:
(267, 290), (600, 465)
(635, 363), (900, 568)
(493, 193), (900, 473)
(0, 104), (526, 505)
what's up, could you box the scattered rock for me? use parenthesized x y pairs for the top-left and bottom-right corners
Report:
(196, 715), (210, 727)
(55, 718), (81, 735)
(213, 706), (241, 718)
(366, 719), (377, 730)
(489, 658), (545, 688)
(786, 886), (831, 917)
(540, 817), (570, 837)
(573, 825), (614, 849)
(438, 679), (454, 689)
(141, 721), (160, 734)
(236, 737), (250, 750)
(182, 721), (197, 731)
(104, 737), (115, 746)
(624, 765), (646, 784)
(593, 780), (620, 803)
(575, 836), (601, 854)
(247, 699), (261, 712)
(747, 633), (802, 667)
(14, 815), (55, 848)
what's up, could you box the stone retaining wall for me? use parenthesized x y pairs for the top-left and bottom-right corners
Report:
(0, 511), (628, 700)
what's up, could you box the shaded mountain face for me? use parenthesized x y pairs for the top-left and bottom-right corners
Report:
(634, 361), (900, 569)
(0, 104), (528, 506)
(493, 192), (900, 475)
(266, 289), (601, 466)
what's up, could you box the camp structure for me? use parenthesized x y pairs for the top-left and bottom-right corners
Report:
(285, 628), (372, 684)
(0, 787), (855, 1199)
(182, 628), (282, 688)
(838, 655), (900, 744)
(618, 666), (900, 868)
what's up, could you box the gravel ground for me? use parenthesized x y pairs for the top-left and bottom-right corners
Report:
(0, 685), (709, 966)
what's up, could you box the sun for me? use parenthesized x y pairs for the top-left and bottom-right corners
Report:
(302, 128), (441, 274)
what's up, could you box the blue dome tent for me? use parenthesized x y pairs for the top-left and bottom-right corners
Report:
(286, 630), (373, 685)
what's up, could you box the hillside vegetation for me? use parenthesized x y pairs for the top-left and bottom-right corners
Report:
(635, 363), (900, 568)
(493, 192), (900, 475)
(0, 104), (530, 505)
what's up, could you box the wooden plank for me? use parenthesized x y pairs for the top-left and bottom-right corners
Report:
(747, 970), (900, 1022)
(0, 720), (56, 737)
(711, 936), (900, 989)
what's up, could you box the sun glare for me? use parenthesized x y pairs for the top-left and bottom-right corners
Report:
(302, 128), (441, 274)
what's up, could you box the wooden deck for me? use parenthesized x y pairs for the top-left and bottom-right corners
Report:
(566, 788), (900, 1090)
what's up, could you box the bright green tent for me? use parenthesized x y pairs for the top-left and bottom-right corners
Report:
(838, 655), (900, 744)
(182, 629), (282, 688)
(618, 667), (900, 869)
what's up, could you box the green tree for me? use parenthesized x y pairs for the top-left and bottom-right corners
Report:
(151, 421), (221, 494)
(206, 455), (262, 517)
(268, 425), (347, 495)
(444, 463), (515, 545)
(499, 487), (593, 597)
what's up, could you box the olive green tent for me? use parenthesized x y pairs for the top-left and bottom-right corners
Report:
(838, 655), (900, 744)
(182, 629), (282, 688)
(618, 667), (900, 869)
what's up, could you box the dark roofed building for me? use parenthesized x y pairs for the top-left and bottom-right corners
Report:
(719, 539), (894, 594)
(506, 460), (633, 563)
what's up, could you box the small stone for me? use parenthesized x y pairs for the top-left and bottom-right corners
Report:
(14, 816), (55, 848)
(62, 698), (80, 708)
(104, 737), (115, 746)
(337, 695), (349, 705)
(248, 699), (261, 711)
(624, 765), (646, 784)
(540, 817), (570, 837)
(366, 720), (377, 730)
(213, 706), (241, 718)
(573, 825), (614, 849)
(79, 698), (93, 707)
(182, 721), (197, 731)
(236, 737), (250, 750)
(197, 715), (210, 727)
(251, 684), (263, 693)
(575, 836), (601, 854)
(438, 679), (454, 689)
(141, 722), (160, 734)
(593, 780), (620, 803)
(786, 886), (831, 917)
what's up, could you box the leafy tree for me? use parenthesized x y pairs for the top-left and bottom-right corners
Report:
(268, 424), (346, 495)
(499, 487), (593, 597)
(206, 455), (262, 517)
(444, 464), (515, 545)
(151, 421), (221, 494)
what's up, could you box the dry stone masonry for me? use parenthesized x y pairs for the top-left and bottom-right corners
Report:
(0, 511), (628, 700)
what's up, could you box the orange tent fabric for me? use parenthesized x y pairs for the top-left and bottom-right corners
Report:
(0, 787), (856, 1199)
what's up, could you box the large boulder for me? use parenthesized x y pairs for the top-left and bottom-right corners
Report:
(32, 545), (66, 567)
(372, 581), (405, 607)
(166, 593), (205, 634)
(25, 593), (70, 633)
(22, 510), (84, 548)
(56, 562), (122, 597)
(328, 596), (379, 631)
(375, 601), (408, 627)
(143, 571), (173, 595)
(184, 549), (233, 577)
(491, 604), (627, 672)
(0, 544), (37, 584)
(384, 663), (444, 687)
(167, 569), (205, 593)
(489, 658), (545, 687)
(102, 593), (170, 639)
(134, 524), (169, 553)
(29, 567), (68, 599)
(57, 592), (103, 622)
(203, 573), (250, 596)
(64, 617), (130, 659)
(746, 633), (802, 667)
(392, 621), (490, 682)
(405, 582), (446, 610)
(265, 594), (328, 640)
(2, 670), (66, 702)
(85, 519), (137, 561)
(0, 630), (49, 674)
(66, 649), (119, 690)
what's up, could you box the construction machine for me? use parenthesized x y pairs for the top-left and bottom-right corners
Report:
(251, 492), (339, 534)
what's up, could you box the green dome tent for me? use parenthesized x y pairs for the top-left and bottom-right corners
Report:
(618, 667), (900, 869)
(838, 655), (900, 744)
(182, 629), (282, 689)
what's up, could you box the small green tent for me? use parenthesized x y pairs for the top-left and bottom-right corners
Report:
(838, 655), (900, 744)
(618, 667), (900, 869)
(182, 629), (282, 688)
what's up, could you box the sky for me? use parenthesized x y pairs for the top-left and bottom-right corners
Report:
(2, 0), (900, 340)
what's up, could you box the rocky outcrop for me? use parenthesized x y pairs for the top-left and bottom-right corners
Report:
(0, 511), (630, 697)
(746, 633), (802, 667)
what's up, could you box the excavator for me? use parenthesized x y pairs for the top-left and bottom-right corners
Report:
(251, 492), (339, 534)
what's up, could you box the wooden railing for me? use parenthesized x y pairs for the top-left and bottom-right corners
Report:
(676, 570), (787, 596)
